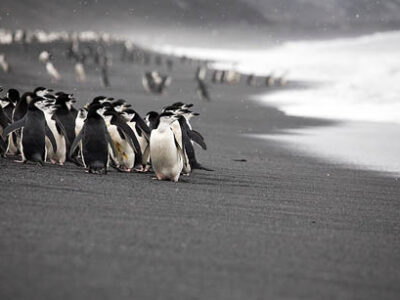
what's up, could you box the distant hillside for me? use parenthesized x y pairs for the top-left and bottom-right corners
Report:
(247, 0), (400, 30)
(1, 0), (400, 43)
(0, 0), (267, 32)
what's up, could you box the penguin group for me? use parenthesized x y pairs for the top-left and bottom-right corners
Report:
(0, 87), (211, 182)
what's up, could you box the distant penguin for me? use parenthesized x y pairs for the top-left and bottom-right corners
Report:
(196, 79), (211, 101)
(100, 55), (111, 87)
(150, 112), (186, 182)
(247, 74), (257, 87)
(265, 73), (275, 87)
(276, 71), (288, 86)
(46, 61), (61, 81)
(69, 103), (117, 174)
(166, 58), (173, 71)
(39, 51), (50, 63)
(0, 54), (10, 73)
(142, 71), (171, 94)
(75, 62), (86, 83)
(195, 66), (207, 81)
(4, 97), (57, 164)
(212, 70), (223, 84)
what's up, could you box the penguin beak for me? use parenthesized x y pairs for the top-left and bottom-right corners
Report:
(192, 112), (200, 116)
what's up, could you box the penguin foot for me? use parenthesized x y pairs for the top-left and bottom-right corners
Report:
(134, 165), (146, 172)
(14, 159), (26, 164)
(51, 159), (57, 165)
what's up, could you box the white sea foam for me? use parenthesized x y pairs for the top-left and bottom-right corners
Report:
(158, 31), (400, 124)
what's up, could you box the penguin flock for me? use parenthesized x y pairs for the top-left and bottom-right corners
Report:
(0, 86), (211, 182)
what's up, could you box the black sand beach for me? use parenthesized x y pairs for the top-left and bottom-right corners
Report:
(0, 42), (399, 299)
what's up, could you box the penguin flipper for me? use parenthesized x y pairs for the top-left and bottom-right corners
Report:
(52, 115), (71, 145)
(104, 126), (118, 159)
(0, 135), (6, 155)
(171, 122), (188, 167)
(112, 118), (143, 163)
(3, 117), (25, 137)
(135, 123), (142, 137)
(0, 110), (11, 128)
(135, 115), (151, 137)
(45, 122), (58, 153)
(69, 129), (84, 158)
(188, 130), (207, 150)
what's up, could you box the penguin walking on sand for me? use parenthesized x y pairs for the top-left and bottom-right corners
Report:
(196, 79), (211, 102)
(39, 52), (60, 82)
(3, 97), (57, 164)
(247, 74), (257, 87)
(74, 59), (86, 83)
(0, 53), (10, 73)
(150, 112), (187, 182)
(195, 66), (207, 81)
(265, 73), (275, 87)
(142, 71), (171, 94)
(162, 103), (212, 172)
(100, 55), (111, 88)
(69, 103), (117, 174)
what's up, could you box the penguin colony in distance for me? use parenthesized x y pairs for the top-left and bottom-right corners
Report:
(0, 87), (211, 181)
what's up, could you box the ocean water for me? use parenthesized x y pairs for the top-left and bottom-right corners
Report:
(158, 31), (400, 175)
(159, 30), (400, 124)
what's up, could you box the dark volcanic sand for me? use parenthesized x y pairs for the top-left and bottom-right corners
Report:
(0, 42), (399, 300)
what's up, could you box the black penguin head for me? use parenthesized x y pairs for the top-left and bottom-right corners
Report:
(121, 108), (136, 122)
(91, 96), (113, 105)
(155, 111), (178, 128)
(78, 108), (87, 119)
(87, 102), (105, 118)
(146, 111), (159, 121)
(7, 89), (20, 103)
(34, 87), (53, 97)
(29, 96), (48, 110)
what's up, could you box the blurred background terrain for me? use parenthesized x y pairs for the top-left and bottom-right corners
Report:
(1, 0), (400, 47)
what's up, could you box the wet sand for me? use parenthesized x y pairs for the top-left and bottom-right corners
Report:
(0, 42), (399, 299)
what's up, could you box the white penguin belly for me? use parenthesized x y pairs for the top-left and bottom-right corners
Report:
(109, 125), (135, 169)
(150, 129), (183, 180)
